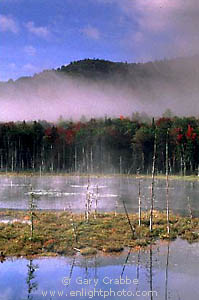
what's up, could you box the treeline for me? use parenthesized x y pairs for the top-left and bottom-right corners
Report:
(0, 116), (199, 175)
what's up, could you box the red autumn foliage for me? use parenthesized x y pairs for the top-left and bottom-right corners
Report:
(177, 134), (183, 142)
(186, 124), (197, 141)
(186, 124), (193, 138)
(172, 125), (197, 144)
(171, 128), (183, 144)
(65, 129), (75, 144)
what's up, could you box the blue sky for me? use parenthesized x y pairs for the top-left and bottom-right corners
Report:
(1, 0), (199, 81)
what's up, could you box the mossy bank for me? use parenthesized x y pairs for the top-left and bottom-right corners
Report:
(0, 210), (199, 258)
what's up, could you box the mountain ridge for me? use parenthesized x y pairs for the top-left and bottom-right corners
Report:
(1, 56), (199, 121)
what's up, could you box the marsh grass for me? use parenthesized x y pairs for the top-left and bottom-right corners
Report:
(2, 171), (199, 181)
(0, 210), (198, 257)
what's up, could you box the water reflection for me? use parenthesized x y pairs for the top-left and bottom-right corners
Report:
(165, 242), (170, 300)
(149, 245), (153, 300)
(25, 260), (38, 300)
(0, 239), (199, 299)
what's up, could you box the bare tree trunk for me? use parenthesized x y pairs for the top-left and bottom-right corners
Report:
(123, 200), (135, 238)
(90, 147), (93, 173)
(94, 184), (99, 219)
(180, 152), (183, 176)
(166, 129), (170, 234)
(50, 145), (54, 172)
(29, 188), (34, 240)
(187, 196), (193, 220)
(150, 131), (157, 232)
(85, 176), (91, 222)
(181, 145), (186, 176)
(138, 179), (141, 226)
(11, 152), (14, 172)
(141, 151), (144, 172)
(74, 147), (77, 173)
(119, 156), (122, 174)
(68, 203), (78, 243)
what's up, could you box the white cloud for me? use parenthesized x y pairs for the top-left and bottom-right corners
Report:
(24, 45), (36, 56)
(108, 0), (199, 57)
(81, 25), (100, 40)
(25, 21), (50, 38)
(0, 15), (18, 33)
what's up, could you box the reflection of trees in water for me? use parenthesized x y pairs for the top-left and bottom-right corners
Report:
(94, 255), (98, 281)
(70, 255), (99, 285)
(69, 256), (76, 281)
(145, 244), (154, 300)
(165, 242), (170, 300)
(149, 245), (153, 300)
(65, 243), (173, 300)
(0, 251), (5, 263)
(120, 247), (132, 278)
(83, 255), (99, 281)
(136, 249), (140, 293)
(25, 259), (38, 300)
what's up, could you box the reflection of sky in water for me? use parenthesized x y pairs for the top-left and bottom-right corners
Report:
(0, 239), (199, 300)
(0, 175), (198, 215)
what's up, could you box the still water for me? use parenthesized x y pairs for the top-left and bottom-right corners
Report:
(0, 239), (198, 300)
(0, 175), (198, 215)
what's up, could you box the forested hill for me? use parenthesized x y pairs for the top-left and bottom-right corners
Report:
(56, 56), (199, 84)
(1, 56), (199, 121)
(2, 55), (199, 85)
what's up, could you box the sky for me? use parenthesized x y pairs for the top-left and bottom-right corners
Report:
(1, 0), (199, 81)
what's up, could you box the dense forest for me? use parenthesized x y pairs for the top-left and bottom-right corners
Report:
(0, 115), (199, 175)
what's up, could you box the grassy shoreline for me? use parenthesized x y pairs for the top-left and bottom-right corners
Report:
(0, 210), (199, 259)
(0, 171), (199, 181)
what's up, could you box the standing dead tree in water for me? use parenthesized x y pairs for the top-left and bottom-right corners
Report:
(85, 176), (90, 221)
(150, 130), (157, 232)
(68, 203), (78, 243)
(123, 200), (135, 238)
(136, 168), (142, 226)
(187, 196), (193, 220)
(166, 129), (170, 234)
(94, 183), (99, 219)
(138, 176), (142, 227)
(29, 186), (40, 241)
(85, 176), (94, 222)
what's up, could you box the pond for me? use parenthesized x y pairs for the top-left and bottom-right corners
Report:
(0, 238), (198, 300)
(0, 175), (198, 216)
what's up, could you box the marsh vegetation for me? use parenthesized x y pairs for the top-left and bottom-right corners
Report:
(0, 209), (199, 257)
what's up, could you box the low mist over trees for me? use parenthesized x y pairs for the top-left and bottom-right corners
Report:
(0, 116), (199, 175)
(1, 57), (199, 121)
